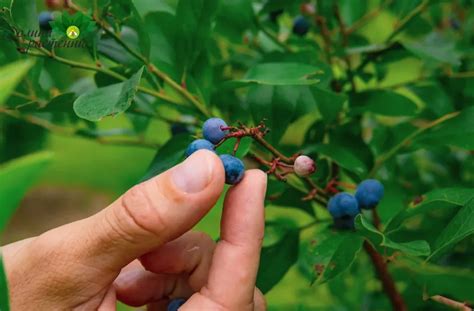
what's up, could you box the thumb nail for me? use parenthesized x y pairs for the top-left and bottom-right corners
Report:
(171, 150), (214, 193)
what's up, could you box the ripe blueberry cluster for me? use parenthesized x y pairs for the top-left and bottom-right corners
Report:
(328, 179), (384, 229)
(185, 118), (245, 185)
(167, 298), (186, 311)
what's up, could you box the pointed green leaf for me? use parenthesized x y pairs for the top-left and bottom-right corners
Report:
(73, 67), (144, 121)
(428, 198), (474, 261)
(0, 152), (53, 231)
(355, 215), (431, 257)
(0, 59), (34, 105)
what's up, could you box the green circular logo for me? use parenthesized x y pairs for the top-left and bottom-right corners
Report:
(66, 25), (80, 39)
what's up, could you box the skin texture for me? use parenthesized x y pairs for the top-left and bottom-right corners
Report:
(1, 150), (267, 311)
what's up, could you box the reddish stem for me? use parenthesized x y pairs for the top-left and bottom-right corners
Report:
(364, 241), (407, 311)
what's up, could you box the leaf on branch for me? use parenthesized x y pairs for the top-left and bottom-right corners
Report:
(350, 90), (418, 116)
(428, 198), (474, 261)
(355, 215), (431, 257)
(416, 107), (474, 150)
(300, 229), (363, 284)
(402, 32), (462, 66)
(226, 63), (323, 88)
(256, 223), (299, 294)
(73, 67), (144, 121)
(0, 59), (35, 105)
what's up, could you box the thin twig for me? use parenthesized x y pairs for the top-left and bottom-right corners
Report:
(428, 295), (472, 311)
(368, 111), (460, 177)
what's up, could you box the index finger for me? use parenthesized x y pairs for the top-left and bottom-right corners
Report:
(202, 169), (267, 309)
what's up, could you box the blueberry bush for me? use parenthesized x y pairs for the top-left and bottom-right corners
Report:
(1, 0), (474, 310)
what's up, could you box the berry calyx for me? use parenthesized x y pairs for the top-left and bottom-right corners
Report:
(202, 118), (229, 144)
(355, 179), (384, 209)
(39, 11), (53, 31)
(293, 155), (316, 177)
(167, 298), (186, 311)
(220, 154), (245, 185)
(293, 16), (310, 36)
(328, 192), (359, 218)
(185, 139), (215, 157)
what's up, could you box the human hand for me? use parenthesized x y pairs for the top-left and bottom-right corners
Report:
(1, 150), (267, 310)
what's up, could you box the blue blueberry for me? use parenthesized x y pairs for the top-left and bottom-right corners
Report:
(220, 154), (245, 185)
(39, 11), (53, 31)
(328, 192), (359, 218)
(293, 16), (310, 36)
(185, 139), (215, 157)
(202, 118), (228, 144)
(167, 298), (186, 311)
(355, 179), (384, 209)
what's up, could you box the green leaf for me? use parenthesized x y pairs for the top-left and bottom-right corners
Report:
(0, 256), (9, 311)
(0, 59), (34, 105)
(0, 152), (53, 231)
(387, 187), (474, 232)
(410, 83), (454, 117)
(428, 198), (474, 261)
(355, 215), (431, 257)
(402, 32), (461, 66)
(304, 144), (367, 177)
(174, 0), (218, 75)
(350, 90), (418, 116)
(269, 186), (315, 217)
(312, 87), (346, 122)
(247, 85), (299, 144)
(228, 63), (323, 88)
(141, 133), (193, 182)
(256, 225), (299, 294)
(11, 0), (37, 31)
(73, 67), (144, 121)
(395, 256), (474, 302)
(416, 107), (474, 149)
(305, 230), (363, 284)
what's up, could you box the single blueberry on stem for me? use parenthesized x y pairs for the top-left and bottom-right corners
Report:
(185, 139), (215, 157)
(220, 154), (245, 185)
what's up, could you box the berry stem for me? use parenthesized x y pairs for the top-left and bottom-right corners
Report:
(363, 241), (408, 311)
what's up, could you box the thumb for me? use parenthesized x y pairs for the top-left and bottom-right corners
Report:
(42, 150), (225, 271)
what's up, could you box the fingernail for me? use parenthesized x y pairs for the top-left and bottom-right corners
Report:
(171, 150), (214, 193)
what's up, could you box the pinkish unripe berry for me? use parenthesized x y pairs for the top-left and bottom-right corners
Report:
(294, 155), (316, 177)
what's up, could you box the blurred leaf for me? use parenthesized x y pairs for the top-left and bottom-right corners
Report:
(416, 107), (474, 149)
(10, 0), (37, 30)
(133, 0), (176, 16)
(0, 151), (53, 231)
(395, 256), (474, 302)
(402, 32), (461, 66)
(141, 133), (193, 182)
(73, 67), (144, 121)
(215, 0), (254, 43)
(305, 230), (363, 284)
(228, 63), (323, 88)
(41, 93), (76, 112)
(350, 90), (418, 116)
(304, 143), (367, 177)
(145, 11), (177, 73)
(0, 256), (8, 311)
(428, 198), (474, 261)
(355, 215), (431, 257)
(110, 0), (150, 58)
(247, 85), (299, 144)
(387, 187), (474, 233)
(0, 59), (34, 105)
(174, 0), (218, 75)
(312, 87), (346, 123)
(410, 83), (454, 117)
(257, 225), (299, 294)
